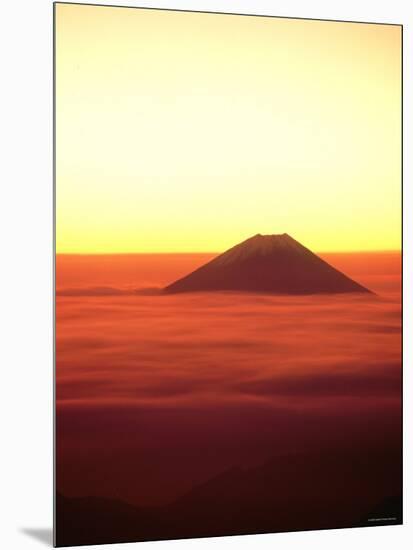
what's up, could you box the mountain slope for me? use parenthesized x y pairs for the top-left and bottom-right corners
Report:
(164, 234), (371, 294)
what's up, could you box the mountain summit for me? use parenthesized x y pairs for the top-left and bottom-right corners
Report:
(164, 234), (371, 295)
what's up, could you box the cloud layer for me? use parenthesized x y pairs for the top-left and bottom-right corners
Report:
(55, 253), (401, 507)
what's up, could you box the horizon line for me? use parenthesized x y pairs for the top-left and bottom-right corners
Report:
(56, 249), (402, 256)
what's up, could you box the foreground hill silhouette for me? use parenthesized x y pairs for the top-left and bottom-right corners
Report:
(164, 234), (371, 294)
(56, 448), (401, 546)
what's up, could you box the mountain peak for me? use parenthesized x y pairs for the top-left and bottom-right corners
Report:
(164, 234), (372, 295)
(251, 233), (291, 240)
(247, 233), (299, 246)
(251, 232), (293, 241)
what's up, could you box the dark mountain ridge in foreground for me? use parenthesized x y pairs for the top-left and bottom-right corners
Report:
(56, 447), (401, 546)
(164, 234), (371, 294)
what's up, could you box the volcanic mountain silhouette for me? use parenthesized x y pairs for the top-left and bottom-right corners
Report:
(164, 234), (371, 295)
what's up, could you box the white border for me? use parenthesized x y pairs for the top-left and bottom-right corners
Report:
(1, 1), (410, 549)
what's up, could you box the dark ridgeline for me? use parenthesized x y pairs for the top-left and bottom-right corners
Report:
(164, 233), (371, 295)
(55, 448), (401, 546)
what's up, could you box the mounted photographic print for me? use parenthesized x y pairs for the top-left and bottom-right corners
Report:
(54, 2), (402, 546)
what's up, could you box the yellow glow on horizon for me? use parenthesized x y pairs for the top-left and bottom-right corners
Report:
(56, 4), (401, 253)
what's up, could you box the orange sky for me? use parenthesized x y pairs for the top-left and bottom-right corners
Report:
(55, 3), (401, 253)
